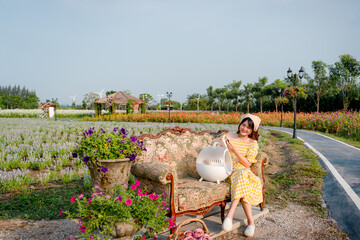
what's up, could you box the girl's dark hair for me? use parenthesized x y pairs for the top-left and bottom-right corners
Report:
(236, 117), (259, 141)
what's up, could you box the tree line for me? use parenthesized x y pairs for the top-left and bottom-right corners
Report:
(0, 85), (39, 109)
(182, 54), (360, 113)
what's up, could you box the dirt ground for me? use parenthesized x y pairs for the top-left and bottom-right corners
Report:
(0, 133), (350, 240)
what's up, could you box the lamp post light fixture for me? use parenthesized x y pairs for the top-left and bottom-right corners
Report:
(107, 96), (113, 122)
(166, 91), (172, 123)
(287, 67), (304, 138)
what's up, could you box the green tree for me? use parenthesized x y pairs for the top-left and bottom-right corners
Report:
(266, 79), (289, 112)
(307, 61), (337, 112)
(139, 93), (154, 109)
(242, 83), (254, 113)
(206, 86), (215, 111)
(253, 77), (268, 113)
(83, 92), (100, 110)
(214, 88), (228, 111)
(329, 54), (360, 110)
(106, 90), (117, 96)
(225, 80), (242, 112)
(23, 94), (39, 109)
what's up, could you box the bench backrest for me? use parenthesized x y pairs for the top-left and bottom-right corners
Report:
(138, 127), (216, 179)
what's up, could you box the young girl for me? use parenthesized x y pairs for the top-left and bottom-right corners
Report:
(222, 113), (262, 237)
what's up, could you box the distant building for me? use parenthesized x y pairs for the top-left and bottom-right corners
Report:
(95, 91), (143, 113)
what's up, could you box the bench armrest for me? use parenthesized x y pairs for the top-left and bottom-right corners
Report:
(131, 162), (178, 185)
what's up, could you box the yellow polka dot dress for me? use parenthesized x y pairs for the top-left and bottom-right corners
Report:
(228, 139), (263, 205)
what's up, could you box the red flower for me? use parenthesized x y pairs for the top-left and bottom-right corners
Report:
(80, 226), (86, 232)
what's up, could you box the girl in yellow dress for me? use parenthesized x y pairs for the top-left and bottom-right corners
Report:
(222, 113), (262, 237)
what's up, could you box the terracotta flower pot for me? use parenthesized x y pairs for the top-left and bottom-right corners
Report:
(88, 158), (131, 190)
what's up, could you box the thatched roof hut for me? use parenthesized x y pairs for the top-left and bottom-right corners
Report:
(95, 91), (143, 111)
(95, 91), (143, 105)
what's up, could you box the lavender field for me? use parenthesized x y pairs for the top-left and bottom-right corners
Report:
(1, 118), (269, 193)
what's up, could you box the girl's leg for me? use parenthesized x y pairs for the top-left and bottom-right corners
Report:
(240, 198), (254, 225)
(225, 198), (240, 219)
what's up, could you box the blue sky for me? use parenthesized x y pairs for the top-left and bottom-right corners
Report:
(1, 0), (360, 105)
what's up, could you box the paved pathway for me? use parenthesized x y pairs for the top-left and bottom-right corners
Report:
(263, 127), (360, 240)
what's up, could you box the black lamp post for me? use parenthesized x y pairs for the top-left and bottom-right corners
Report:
(287, 67), (304, 138)
(278, 88), (284, 127)
(107, 96), (113, 122)
(166, 91), (172, 123)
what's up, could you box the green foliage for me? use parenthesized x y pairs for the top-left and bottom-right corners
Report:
(63, 183), (169, 240)
(0, 85), (39, 109)
(0, 184), (85, 220)
(329, 54), (360, 110)
(126, 99), (136, 114)
(140, 103), (146, 114)
(265, 131), (327, 214)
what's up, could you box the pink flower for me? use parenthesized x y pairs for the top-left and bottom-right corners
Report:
(162, 202), (167, 207)
(115, 196), (123, 202)
(94, 185), (100, 190)
(149, 193), (155, 199)
(104, 195), (111, 199)
(80, 225), (86, 232)
(88, 198), (92, 204)
(137, 188), (142, 193)
(69, 237), (73, 240)
(192, 228), (204, 239)
(130, 184), (137, 190)
(125, 198), (132, 205)
(141, 237), (146, 240)
(70, 196), (76, 203)
(78, 194), (84, 199)
(199, 234), (212, 240)
(184, 230), (192, 237)
(59, 209), (63, 216)
(78, 219), (83, 225)
(91, 192), (98, 198)
(135, 180), (141, 186)
(89, 215), (93, 219)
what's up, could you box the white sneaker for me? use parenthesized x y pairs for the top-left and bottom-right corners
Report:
(222, 217), (232, 231)
(244, 224), (255, 237)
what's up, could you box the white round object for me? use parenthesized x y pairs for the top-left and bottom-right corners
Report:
(196, 140), (232, 183)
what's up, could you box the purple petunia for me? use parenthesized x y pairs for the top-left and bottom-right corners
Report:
(72, 152), (78, 158)
(113, 127), (119, 132)
(120, 128), (126, 135)
(101, 128), (105, 133)
(129, 154), (136, 161)
(101, 167), (108, 173)
(83, 156), (90, 163)
(130, 136), (137, 142)
(106, 138), (111, 143)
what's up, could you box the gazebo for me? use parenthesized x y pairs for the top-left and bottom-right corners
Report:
(94, 91), (143, 114)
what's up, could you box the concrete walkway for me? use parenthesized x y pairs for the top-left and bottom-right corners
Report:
(156, 205), (269, 239)
(263, 127), (360, 240)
